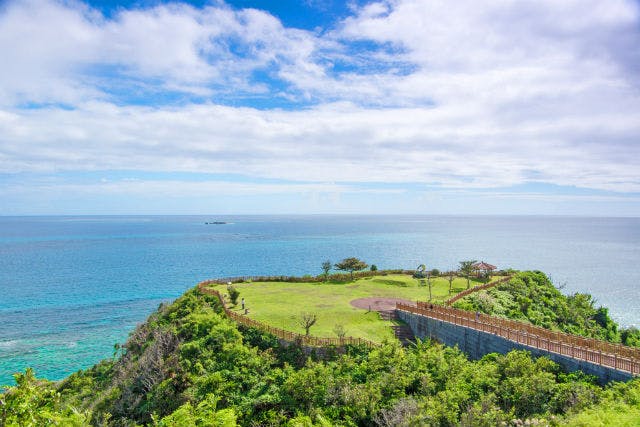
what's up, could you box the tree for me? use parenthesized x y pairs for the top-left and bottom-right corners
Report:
(370, 264), (378, 272)
(374, 397), (420, 427)
(333, 324), (346, 340)
(227, 285), (240, 305)
(621, 327), (640, 347)
(426, 271), (433, 301)
(334, 257), (368, 280)
(298, 312), (317, 336)
(459, 260), (478, 289)
(447, 272), (455, 295)
(321, 260), (332, 281)
(0, 368), (89, 425)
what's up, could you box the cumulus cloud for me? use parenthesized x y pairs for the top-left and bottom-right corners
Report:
(0, 0), (639, 209)
(0, 0), (330, 103)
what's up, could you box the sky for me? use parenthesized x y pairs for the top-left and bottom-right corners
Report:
(0, 0), (639, 215)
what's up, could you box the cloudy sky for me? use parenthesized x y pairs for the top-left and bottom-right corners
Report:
(1, 0), (639, 215)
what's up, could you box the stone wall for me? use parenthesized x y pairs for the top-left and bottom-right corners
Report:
(397, 309), (634, 384)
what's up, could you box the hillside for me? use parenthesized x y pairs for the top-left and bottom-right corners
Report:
(452, 271), (640, 346)
(1, 272), (640, 426)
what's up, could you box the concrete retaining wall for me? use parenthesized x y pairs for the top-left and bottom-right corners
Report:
(397, 310), (633, 384)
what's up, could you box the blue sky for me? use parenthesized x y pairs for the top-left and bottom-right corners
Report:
(0, 0), (639, 215)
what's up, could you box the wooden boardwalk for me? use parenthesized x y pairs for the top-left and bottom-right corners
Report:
(397, 302), (640, 375)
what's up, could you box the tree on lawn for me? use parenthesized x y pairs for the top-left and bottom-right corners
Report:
(459, 260), (478, 289)
(334, 257), (368, 280)
(298, 312), (317, 336)
(227, 285), (240, 305)
(447, 272), (455, 295)
(426, 271), (433, 301)
(333, 324), (346, 340)
(321, 260), (332, 281)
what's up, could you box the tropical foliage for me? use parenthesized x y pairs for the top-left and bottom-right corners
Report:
(2, 272), (639, 426)
(453, 271), (628, 343)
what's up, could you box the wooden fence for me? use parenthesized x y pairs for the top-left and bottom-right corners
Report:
(197, 282), (376, 349)
(398, 303), (640, 375)
(445, 275), (513, 305)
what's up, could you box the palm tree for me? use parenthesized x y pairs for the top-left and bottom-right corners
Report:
(459, 260), (478, 289)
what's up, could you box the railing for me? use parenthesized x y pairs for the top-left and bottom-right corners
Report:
(197, 282), (376, 349)
(445, 275), (513, 305)
(397, 303), (640, 375)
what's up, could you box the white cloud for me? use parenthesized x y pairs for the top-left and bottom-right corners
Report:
(0, 178), (344, 197)
(1, 100), (639, 192)
(0, 0), (101, 104)
(0, 0), (327, 102)
(0, 0), (639, 206)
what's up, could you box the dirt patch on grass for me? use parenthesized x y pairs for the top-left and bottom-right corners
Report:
(350, 297), (416, 312)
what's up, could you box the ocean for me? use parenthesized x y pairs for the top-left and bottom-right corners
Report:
(1, 215), (639, 385)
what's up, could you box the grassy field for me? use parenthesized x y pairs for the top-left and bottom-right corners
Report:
(217, 273), (491, 343)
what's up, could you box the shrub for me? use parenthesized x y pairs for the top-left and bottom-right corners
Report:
(227, 285), (240, 305)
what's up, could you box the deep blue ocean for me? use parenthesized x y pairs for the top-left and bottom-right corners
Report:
(1, 215), (639, 385)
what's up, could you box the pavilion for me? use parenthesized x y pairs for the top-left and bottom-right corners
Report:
(472, 261), (496, 277)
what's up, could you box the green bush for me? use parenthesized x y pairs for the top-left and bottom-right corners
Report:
(453, 271), (622, 343)
(8, 277), (638, 426)
(227, 285), (240, 305)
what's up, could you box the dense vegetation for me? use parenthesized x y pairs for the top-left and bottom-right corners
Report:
(453, 271), (640, 346)
(2, 271), (640, 426)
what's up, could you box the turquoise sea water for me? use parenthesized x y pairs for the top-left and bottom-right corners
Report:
(1, 215), (639, 385)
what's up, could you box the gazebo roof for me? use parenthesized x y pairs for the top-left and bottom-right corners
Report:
(472, 261), (496, 270)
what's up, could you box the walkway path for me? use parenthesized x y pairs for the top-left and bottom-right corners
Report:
(397, 302), (640, 377)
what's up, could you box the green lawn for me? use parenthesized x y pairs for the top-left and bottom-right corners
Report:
(213, 274), (490, 343)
